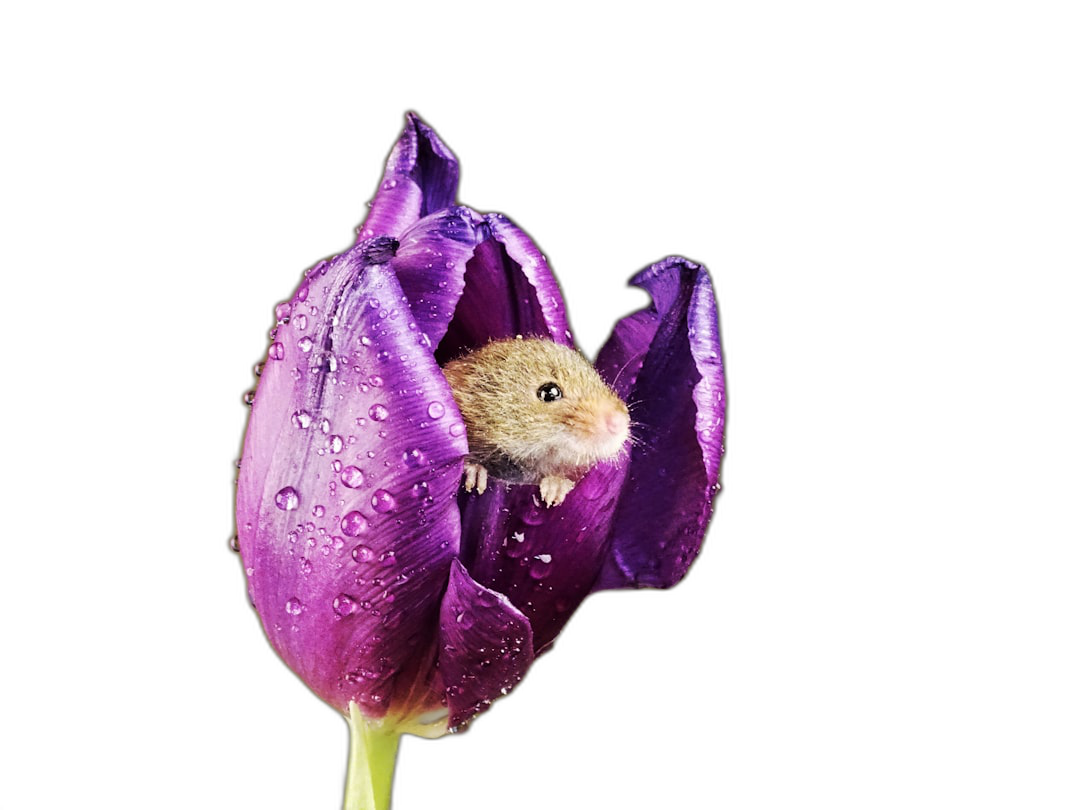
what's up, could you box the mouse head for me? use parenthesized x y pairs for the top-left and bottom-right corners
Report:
(448, 338), (630, 476)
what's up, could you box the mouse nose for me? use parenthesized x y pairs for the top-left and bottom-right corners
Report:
(605, 409), (629, 437)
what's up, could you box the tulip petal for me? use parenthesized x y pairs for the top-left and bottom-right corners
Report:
(455, 462), (624, 653)
(358, 113), (460, 242)
(390, 207), (481, 352)
(455, 259), (724, 635)
(237, 237), (470, 717)
(592, 257), (725, 590)
(435, 213), (572, 363)
(438, 560), (535, 730)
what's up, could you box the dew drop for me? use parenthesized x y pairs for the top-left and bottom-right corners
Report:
(528, 555), (554, 580)
(275, 302), (292, 321)
(333, 594), (357, 617)
(371, 489), (396, 513)
(520, 501), (546, 526)
(291, 410), (312, 429)
(228, 534), (239, 552)
(312, 504), (326, 518)
(293, 314), (308, 330)
(341, 466), (365, 488)
(268, 341), (285, 360)
(369, 404), (389, 422)
(427, 401), (445, 420)
(352, 544), (374, 562)
(341, 511), (369, 537)
(402, 449), (425, 469)
(285, 597), (304, 615)
(325, 435), (344, 454)
(253, 361), (265, 377)
(449, 422), (465, 437)
(505, 531), (528, 559)
(274, 487), (300, 511)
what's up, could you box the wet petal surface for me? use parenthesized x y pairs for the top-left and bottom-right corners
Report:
(456, 463), (624, 653)
(438, 560), (535, 729)
(390, 207), (481, 351)
(237, 238), (469, 716)
(435, 213), (571, 363)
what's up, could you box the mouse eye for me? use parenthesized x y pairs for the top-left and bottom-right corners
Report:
(536, 382), (562, 402)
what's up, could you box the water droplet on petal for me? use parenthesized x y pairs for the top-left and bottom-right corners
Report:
(242, 390), (256, 406)
(268, 341), (285, 360)
(341, 511), (369, 537)
(325, 435), (343, 454)
(352, 544), (374, 562)
(402, 448), (424, 468)
(427, 401), (445, 419)
(369, 404), (389, 421)
(228, 534), (240, 552)
(285, 597), (304, 615)
(449, 422), (465, 437)
(275, 487), (300, 511)
(528, 556), (552, 579)
(333, 594), (357, 617)
(341, 466), (365, 488)
(520, 501), (546, 526)
(276, 302), (292, 321)
(298, 336), (314, 353)
(291, 410), (312, 429)
(371, 489), (396, 513)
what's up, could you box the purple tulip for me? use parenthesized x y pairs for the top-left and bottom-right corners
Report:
(235, 114), (724, 807)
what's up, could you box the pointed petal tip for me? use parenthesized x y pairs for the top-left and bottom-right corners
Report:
(359, 114), (460, 241)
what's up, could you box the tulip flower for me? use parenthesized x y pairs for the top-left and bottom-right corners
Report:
(235, 113), (725, 810)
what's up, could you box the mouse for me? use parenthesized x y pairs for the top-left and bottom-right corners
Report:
(442, 336), (631, 506)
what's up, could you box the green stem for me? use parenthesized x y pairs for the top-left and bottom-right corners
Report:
(344, 702), (401, 810)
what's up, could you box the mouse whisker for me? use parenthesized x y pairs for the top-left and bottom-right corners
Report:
(606, 351), (647, 393)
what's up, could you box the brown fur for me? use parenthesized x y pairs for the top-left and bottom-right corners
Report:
(442, 337), (630, 485)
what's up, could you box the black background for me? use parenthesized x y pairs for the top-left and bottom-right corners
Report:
(166, 96), (851, 810)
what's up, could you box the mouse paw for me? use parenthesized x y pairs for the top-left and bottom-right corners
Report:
(539, 475), (574, 507)
(463, 462), (488, 495)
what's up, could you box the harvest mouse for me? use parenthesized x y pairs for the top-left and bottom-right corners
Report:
(442, 337), (630, 506)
